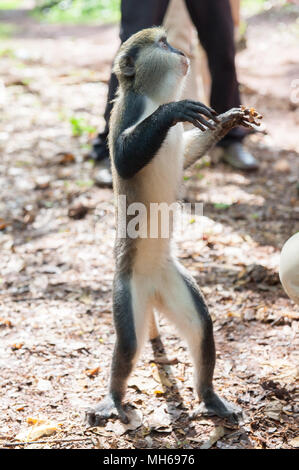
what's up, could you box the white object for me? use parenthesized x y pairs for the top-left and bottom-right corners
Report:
(279, 232), (299, 305)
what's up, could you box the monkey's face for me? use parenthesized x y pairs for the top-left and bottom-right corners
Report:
(157, 35), (190, 75)
(114, 28), (190, 103)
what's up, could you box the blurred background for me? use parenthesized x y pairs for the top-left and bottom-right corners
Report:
(0, 0), (298, 449)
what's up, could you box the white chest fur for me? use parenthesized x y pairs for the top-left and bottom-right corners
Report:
(138, 99), (184, 205)
(131, 99), (184, 274)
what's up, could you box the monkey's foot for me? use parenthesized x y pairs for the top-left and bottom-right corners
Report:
(85, 394), (129, 426)
(192, 392), (243, 425)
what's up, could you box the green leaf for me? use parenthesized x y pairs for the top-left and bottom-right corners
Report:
(213, 203), (230, 210)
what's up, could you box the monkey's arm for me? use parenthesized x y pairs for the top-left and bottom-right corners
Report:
(113, 100), (218, 179)
(183, 107), (262, 170)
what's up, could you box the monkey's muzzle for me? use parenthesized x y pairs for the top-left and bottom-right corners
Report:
(181, 55), (190, 76)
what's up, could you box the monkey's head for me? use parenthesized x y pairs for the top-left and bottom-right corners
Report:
(113, 27), (190, 102)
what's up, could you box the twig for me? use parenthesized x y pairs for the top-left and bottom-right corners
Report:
(1, 437), (93, 448)
(9, 297), (45, 303)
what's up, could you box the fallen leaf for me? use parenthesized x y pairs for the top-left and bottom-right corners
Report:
(0, 318), (13, 328)
(27, 417), (46, 425)
(68, 204), (88, 220)
(264, 401), (283, 421)
(148, 404), (172, 432)
(16, 419), (62, 442)
(289, 437), (299, 448)
(79, 294), (93, 305)
(274, 159), (291, 173)
(58, 152), (75, 164)
(11, 343), (24, 350)
(150, 363), (172, 388)
(14, 405), (26, 412)
(36, 379), (52, 392)
(128, 375), (157, 394)
(200, 426), (226, 449)
(34, 176), (51, 190)
(0, 218), (8, 230)
(85, 367), (101, 377)
(105, 409), (143, 436)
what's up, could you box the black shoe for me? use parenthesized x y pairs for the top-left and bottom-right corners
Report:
(94, 157), (112, 188)
(221, 142), (259, 171)
(88, 134), (109, 163)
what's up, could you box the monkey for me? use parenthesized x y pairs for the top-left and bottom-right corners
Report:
(85, 27), (262, 427)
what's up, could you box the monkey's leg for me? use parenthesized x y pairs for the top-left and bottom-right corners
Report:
(149, 310), (160, 340)
(86, 274), (150, 426)
(160, 260), (242, 424)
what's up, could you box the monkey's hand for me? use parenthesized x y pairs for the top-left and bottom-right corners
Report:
(183, 106), (263, 170)
(217, 106), (263, 132)
(167, 100), (220, 131)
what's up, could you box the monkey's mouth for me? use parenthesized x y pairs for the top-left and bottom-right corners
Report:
(181, 56), (190, 75)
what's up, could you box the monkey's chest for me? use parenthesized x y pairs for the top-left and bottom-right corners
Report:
(130, 126), (183, 273)
(141, 124), (184, 204)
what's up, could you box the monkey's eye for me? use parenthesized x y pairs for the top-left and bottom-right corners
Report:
(158, 38), (169, 50)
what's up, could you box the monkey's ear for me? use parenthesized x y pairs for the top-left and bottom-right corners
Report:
(119, 54), (135, 78)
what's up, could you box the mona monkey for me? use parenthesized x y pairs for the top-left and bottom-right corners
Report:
(86, 27), (261, 426)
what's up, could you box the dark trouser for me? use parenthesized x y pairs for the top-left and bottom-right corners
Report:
(100, 0), (245, 150)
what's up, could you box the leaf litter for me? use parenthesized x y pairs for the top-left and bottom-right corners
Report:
(0, 4), (298, 450)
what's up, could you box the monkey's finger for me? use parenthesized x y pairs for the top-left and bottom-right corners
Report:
(241, 120), (261, 129)
(195, 114), (217, 130)
(186, 117), (206, 131)
(243, 118), (261, 127)
(187, 111), (216, 130)
(190, 100), (218, 115)
(189, 105), (220, 123)
(240, 121), (251, 128)
(189, 104), (220, 123)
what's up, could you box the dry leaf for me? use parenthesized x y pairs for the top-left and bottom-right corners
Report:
(105, 409), (142, 436)
(11, 343), (24, 350)
(27, 417), (46, 425)
(36, 379), (52, 392)
(58, 152), (75, 164)
(274, 159), (291, 173)
(35, 176), (51, 190)
(85, 367), (101, 377)
(79, 294), (93, 305)
(14, 405), (26, 412)
(264, 402), (283, 421)
(68, 204), (88, 220)
(151, 363), (172, 388)
(128, 375), (157, 394)
(0, 318), (13, 328)
(0, 218), (8, 230)
(200, 426), (226, 449)
(148, 404), (172, 432)
(289, 437), (299, 448)
(16, 419), (62, 442)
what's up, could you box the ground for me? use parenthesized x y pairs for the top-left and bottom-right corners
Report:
(0, 4), (298, 449)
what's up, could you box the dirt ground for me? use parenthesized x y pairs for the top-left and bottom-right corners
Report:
(0, 5), (298, 449)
